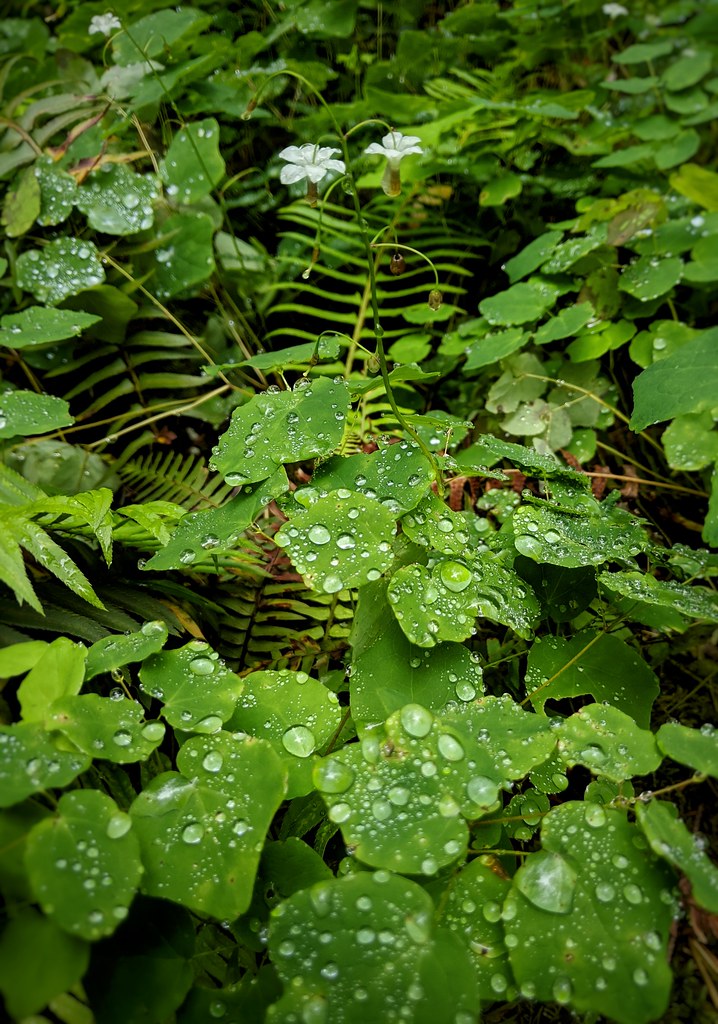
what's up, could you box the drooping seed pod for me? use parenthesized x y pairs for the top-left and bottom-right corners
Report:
(389, 252), (406, 276)
(428, 289), (443, 310)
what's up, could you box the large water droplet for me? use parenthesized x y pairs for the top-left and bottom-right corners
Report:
(282, 725), (316, 758)
(106, 813), (132, 839)
(141, 722), (165, 742)
(182, 822), (204, 844)
(466, 776), (499, 808)
(515, 852), (577, 914)
(202, 750), (224, 772)
(112, 730), (132, 747)
(308, 524), (331, 545)
(190, 657), (215, 676)
(439, 561), (473, 593)
(552, 976), (572, 1004)
(438, 733), (465, 761)
(400, 703), (433, 738)
(315, 759), (354, 793)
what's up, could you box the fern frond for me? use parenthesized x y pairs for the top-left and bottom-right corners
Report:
(115, 449), (233, 509)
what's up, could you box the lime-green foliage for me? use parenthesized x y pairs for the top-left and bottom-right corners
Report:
(1, 2), (718, 1023)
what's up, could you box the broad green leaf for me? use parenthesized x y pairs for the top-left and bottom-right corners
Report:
(401, 492), (476, 556)
(274, 490), (396, 594)
(534, 302), (595, 345)
(47, 694), (166, 763)
(161, 119), (225, 204)
(112, 8), (211, 64)
(268, 872), (479, 1024)
(18, 637), (86, 722)
(525, 631), (659, 726)
(312, 440), (433, 515)
(0, 804), (48, 902)
(600, 78), (658, 96)
(468, 434), (583, 479)
(662, 412), (718, 471)
(0, 639), (48, 677)
(35, 157), (77, 225)
(211, 377), (349, 485)
(225, 669), (342, 798)
(513, 498), (647, 568)
(662, 51), (712, 91)
(656, 722), (718, 778)
(654, 129), (700, 170)
(480, 172), (522, 206)
(153, 211), (216, 299)
(139, 640), (244, 734)
(556, 704), (661, 781)
(464, 327), (528, 369)
(75, 164), (158, 235)
(0, 306), (101, 348)
(619, 256), (683, 301)
(85, 621), (169, 680)
(683, 233), (718, 282)
(506, 802), (675, 1024)
(637, 800), (718, 912)
(387, 561), (482, 646)
(614, 41), (674, 63)
(25, 790), (143, 940)
(479, 281), (558, 326)
(261, 838), (333, 898)
(130, 733), (286, 919)
(432, 858), (513, 1001)
(540, 228), (608, 273)
(0, 908), (89, 1020)
(670, 163), (718, 211)
(2, 165), (40, 237)
(503, 231), (563, 283)
(16, 238), (105, 305)
(145, 469), (288, 570)
(515, 559), (597, 621)
(314, 698), (554, 874)
(294, 0), (359, 37)
(629, 319), (698, 369)
(597, 570), (718, 622)
(0, 389), (73, 437)
(349, 580), (484, 729)
(631, 330), (718, 429)
(178, 972), (281, 1024)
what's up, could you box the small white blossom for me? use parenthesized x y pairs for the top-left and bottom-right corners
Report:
(89, 12), (122, 36)
(278, 144), (345, 207)
(364, 131), (423, 196)
(602, 3), (628, 16)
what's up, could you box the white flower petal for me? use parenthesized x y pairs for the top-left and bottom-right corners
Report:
(314, 146), (342, 162)
(280, 165), (308, 184)
(278, 145), (306, 163)
(305, 166), (330, 183)
(324, 159), (346, 174)
(363, 142), (388, 156)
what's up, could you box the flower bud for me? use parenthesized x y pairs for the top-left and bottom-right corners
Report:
(389, 253), (406, 276)
(428, 289), (443, 311)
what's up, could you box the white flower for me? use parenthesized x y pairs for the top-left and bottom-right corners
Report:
(363, 131), (424, 197)
(89, 12), (122, 36)
(602, 3), (628, 16)
(278, 144), (345, 206)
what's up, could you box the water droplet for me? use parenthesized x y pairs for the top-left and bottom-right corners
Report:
(595, 881), (615, 903)
(323, 574), (344, 594)
(439, 561), (473, 593)
(141, 722), (165, 742)
(106, 813), (132, 839)
(438, 733), (465, 761)
(203, 750), (224, 772)
(190, 657), (215, 675)
(109, 687), (124, 701)
(308, 524), (331, 545)
(315, 759), (354, 793)
(516, 852), (577, 914)
(179, 549), (196, 564)
(336, 533), (355, 549)
(623, 883), (643, 904)
(282, 725), (316, 758)
(466, 776), (499, 808)
(584, 804), (607, 828)
(195, 715), (223, 734)
(552, 977), (572, 1004)
(112, 730), (132, 747)
(633, 968), (649, 986)
(182, 822), (204, 844)
(400, 703), (433, 738)
(328, 802), (352, 823)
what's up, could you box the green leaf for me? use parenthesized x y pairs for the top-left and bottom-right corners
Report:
(47, 694), (166, 763)
(433, 858), (513, 1000)
(145, 469), (288, 570)
(139, 640), (244, 734)
(653, 128), (701, 170)
(261, 838), (333, 898)
(153, 211), (216, 299)
(387, 561), (483, 647)
(598, 570), (718, 622)
(0, 640), (48, 677)
(112, 8), (211, 64)
(294, 0), (359, 38)
(268, 872), (479, 1024)
(25, 790), (143, 940)
(513, 498), (648, 568)
(161, 119), (225, 204)
(18, 637), (86, 722)
(75, 164), (159, 235)
(178, 972), (281, 1024)
(35, 156), (78, 226)
(6, 515), (103, 608)
(479, 281), (558, 326)
(540, 227), (608, 273)
(274, 489), (396, 594)
(614, 41), (674, 63)
(0, 306), (101, 348)
(314, 698), (554, 874)
(506, 802), (675, 1024)
(15, 238), (105, 305)
(534, 302), (595, 345)
(349, 580), (484, 729)
(657, 722), (718, 778)
(469, 434), (583, 479)
(85, 621), (169, 680)
(619, 255), (683, 301)
(0, 389), (73, 437)
(464, 327), (528, 369)
(131, 733), (286, 918)
(662, 412), (718, 471)
(312, 440), (433, 516)
(556, 704), (661, 782)
(0, 723), (90, 808)
(225, 669), (342, 798)
(515, 559), (597, 621)
(401, 492), (477, 556)
(0, 908), (89, 1020)
(479, 172), (522, 206)
(684, 233), (718, 282)
(2, 165), (40, 237)
(662, 51), (713, 90)
(526, 631), (659, 726)
(637, 800), (718, 912)
(211, 377), (349, 485)
(631, 330), (718, 429)
(503, 231), (564, 283)
(669, 163), (718, 210)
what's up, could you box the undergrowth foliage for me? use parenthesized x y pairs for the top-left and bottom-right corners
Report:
(1, 2), (718, 1023)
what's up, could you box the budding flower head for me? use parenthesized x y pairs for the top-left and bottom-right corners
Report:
(428, 289), (443, 311)
(89, 12), (122, 36)
(278, 144), (346, 207)
(364, 131), (424, 197)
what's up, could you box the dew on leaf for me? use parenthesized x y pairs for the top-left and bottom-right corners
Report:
(282, 725), (316, 758)
(400, 703), (433, 738)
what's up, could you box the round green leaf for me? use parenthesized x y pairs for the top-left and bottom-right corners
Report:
(662, 412), (718, 471)
(85, 620), (169, 681)
(1, 165), (40, 237)
(0, 306), (101, 348)
(47, 694), (166, 763)
(25, 790), (143, 940)
(225, 669), (343, 797)
(16, 237), (105, 305)
(556, 704), (661, 782)
(513, 500), (648, 568)
(130, 733), (287, 919)
(139, 640), (244, 734)
(401, 492), (475, 556)
(211, 377), (349, 486)
(275, 489), (396, 593)
(0, 389), (73, 438)
(598, 570), (718, 622)
(506, 802), (676, 1023)
(75, 164), (158, 235)
(0, 723), (90, 808)
(267, 872), (479, 1024)
(636, 799), (718, 913)
(479, 281), (558, 326)
(153, 211), (215, 299)
(160, 119), (225, 204)
(387, 562), (481, 646)
(18, 636), (86, 723)
(656, 721), (718, 777)
(35, 157), (78, 226)
(619, 256), (683, 301)
(312, 440), (433, 516)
